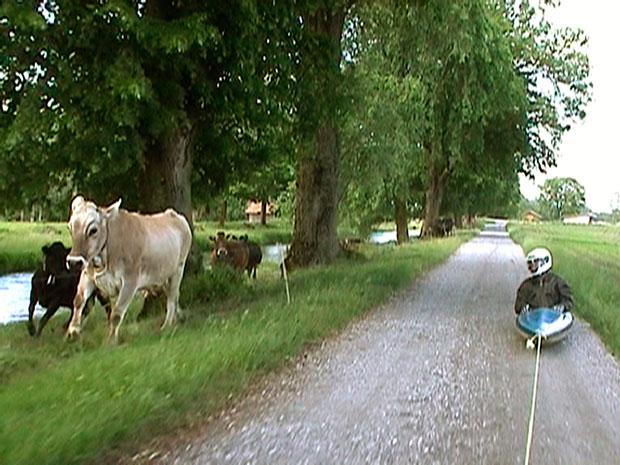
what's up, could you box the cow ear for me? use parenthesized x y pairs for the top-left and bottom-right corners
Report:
(71, 196), (85, 212)
(104, 198), (122, 218)
(42, 245), (49, 253)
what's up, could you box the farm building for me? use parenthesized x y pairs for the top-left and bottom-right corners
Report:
(245, 201), (274, 223)
(523, 210), (542, 222)
(563, 213), (597, 225)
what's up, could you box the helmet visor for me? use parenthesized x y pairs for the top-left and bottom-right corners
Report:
(527, 258), (540, 273)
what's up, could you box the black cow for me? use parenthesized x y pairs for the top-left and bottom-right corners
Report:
(27, 242), (109, 337)
(241, 235), (262, 279)
(431, 217), (455, 237)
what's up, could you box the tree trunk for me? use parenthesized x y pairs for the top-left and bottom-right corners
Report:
(395, 196), (409, 245)
(285, 7), (346, 269)
(261, 199), (267, 226)
(287, 123), (341, 267)
(218, 200), (227, 228)
(138, 127), (193, 226)
(421, 166), (447, 238)
(455, 213), (463, 229)
(138, 127), (195, 318)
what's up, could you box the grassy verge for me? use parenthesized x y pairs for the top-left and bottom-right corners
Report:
(0, 228), (474, 465)
(508, 222), (620, 356)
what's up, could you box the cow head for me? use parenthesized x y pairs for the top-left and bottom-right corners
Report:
(66, 196), (121, 270)
(210, 233), (230, 265)
(42, 241), (71, 276)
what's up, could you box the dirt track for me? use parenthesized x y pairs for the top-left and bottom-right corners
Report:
(142, 222), (619, 464)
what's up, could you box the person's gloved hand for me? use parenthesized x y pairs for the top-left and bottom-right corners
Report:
(517, 305), (530, 315)
(552, 304), (565, 313)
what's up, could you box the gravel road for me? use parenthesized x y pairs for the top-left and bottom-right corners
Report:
(143, 222), (619, 464)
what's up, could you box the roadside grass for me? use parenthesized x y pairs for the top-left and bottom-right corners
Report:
(0, 228), (474, 465)
(508, 222), (620, 356)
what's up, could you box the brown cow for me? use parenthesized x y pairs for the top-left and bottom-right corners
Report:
(66, 196), (192, 344)
(210, 233), (250, 273)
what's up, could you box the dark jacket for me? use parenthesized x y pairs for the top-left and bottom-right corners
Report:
(514, 271), (573, 314)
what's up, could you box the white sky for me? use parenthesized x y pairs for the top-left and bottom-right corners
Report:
(519, 0), (620, 213)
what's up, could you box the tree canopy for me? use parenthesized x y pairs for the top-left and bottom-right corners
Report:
(537, 177), (586, 220)
(1, 0), (592, 265)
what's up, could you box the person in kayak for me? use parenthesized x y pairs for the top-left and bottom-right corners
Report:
(514, 247), (574, 315)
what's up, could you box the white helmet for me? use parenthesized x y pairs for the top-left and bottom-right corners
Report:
(526, 247), (552, 277)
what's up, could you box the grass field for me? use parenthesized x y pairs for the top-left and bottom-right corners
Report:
(508, 222), (620, 356)
(0, 220), (474, 465)
(0, 222), (71, 274)
(0, 219), (296, 275)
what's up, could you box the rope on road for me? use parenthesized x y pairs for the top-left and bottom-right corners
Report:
(524, 333), (544, 465)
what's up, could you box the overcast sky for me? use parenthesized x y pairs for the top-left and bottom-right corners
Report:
(519, 0), (620, 213)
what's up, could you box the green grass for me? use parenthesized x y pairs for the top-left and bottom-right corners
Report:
(0, 222), (71, 274)
(0, 220), (293, 275)
(0, 223), (474, 465)
(508, 222), (620, 356)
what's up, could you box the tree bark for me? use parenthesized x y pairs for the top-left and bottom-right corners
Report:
(261, 199), (267, 226)
(286, 7), (346, 269)
(138, 127), (195, 317)
(287, 123), (341, 267)
(218, 200), (227, 228)
(455, 213), (463, 229)
(138, 127), (193, 225)
(421, 165), (448, 238)
(394, 196), (409, 245)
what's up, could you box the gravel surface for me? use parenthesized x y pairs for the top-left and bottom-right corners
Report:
(136, 222), (619, 464)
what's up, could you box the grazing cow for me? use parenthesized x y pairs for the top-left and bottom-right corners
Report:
(241, 235), (262, 279)
(431, 217), (455, 237)
(66, 196), (192, 344)
(210, 233), (250, 273)
(27, 242), (109, 337)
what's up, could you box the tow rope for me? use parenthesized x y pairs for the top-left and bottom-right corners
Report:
(523, 333), (544, 465)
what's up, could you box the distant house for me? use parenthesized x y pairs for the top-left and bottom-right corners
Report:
(563, 213), (597, 225)
(523, 210), (542, 222)
(245, 201), (274, 224)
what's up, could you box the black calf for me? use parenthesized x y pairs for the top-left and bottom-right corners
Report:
(27, 242), (109, 337)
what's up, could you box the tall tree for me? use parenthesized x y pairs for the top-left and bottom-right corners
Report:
(340, 2), (425, 244)
(505, 0), (592, 177)
(397, 1), (525, 236)
(0, 1), (295, 226)
(537, 177), (586, 220)
(285, 1), (353, 267)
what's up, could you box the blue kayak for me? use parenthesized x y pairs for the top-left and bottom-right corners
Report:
(516, 308), (574, 344)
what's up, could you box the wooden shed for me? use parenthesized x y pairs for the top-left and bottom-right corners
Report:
(245, 201), (274, 224)
(523, 210), (542, 222)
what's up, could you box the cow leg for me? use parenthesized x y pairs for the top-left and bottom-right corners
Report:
(108, 279), (138, 345)
(67, 273), (95, 340)
(27, 280), (41, 336)
(97, 294), (112, 323)
(162, 266), (184, 329)
(37, 301), (64, 337)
